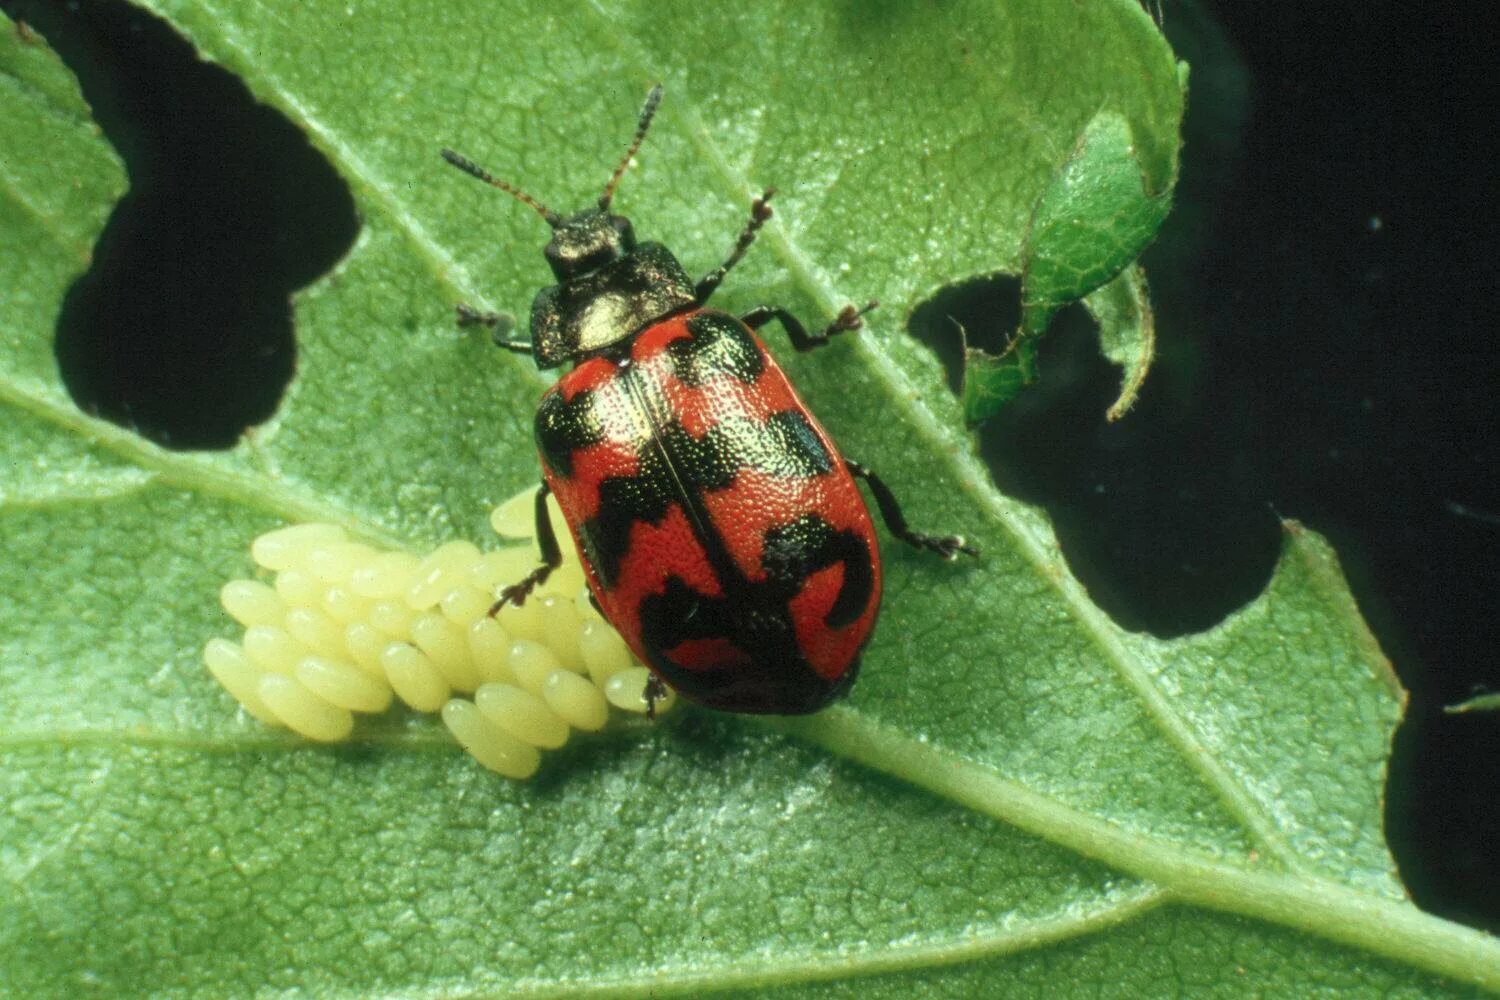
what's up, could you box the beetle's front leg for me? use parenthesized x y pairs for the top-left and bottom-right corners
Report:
(456, 303), (532, 355)
(696, 189), (775, 303)
(489, 482), (562, 613)
(741, 300), (877, 352)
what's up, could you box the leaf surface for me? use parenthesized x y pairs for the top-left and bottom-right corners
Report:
(3, 3), (1499, 997)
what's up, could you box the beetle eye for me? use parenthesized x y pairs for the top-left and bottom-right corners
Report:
(610, 215), (636, 251)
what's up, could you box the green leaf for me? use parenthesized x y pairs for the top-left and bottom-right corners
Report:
(1085, 262), (1157, 421)
(957, 319), (1034, 427)
(4, 4), (1499, 998)
(1446, 692), (1500, 714)
(1020, 107), (1178, 333)
(960, 93), (1179, 424)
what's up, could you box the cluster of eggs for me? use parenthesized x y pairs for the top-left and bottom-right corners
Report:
(203, 490), (673, 779)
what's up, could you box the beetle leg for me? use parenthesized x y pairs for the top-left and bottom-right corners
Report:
(741, 300), (878, 352)
(695, 189), (775, 303)
(456, 303), (531, 355)
(846, 461), (979, 560)
(643, 672), (669, 720)
(489, 482), (562, 613)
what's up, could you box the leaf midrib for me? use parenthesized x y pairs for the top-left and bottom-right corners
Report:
(783, 709), (1500, 991)
(8, 710), (1500, 991)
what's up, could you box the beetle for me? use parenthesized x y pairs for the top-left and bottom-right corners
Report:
(442, 86), (976, 715)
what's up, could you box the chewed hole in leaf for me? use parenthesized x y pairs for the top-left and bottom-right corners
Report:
(908, 270), (1278, 637)
(39, 0), (357, 449)
(905, 271), (1022, 399)
(972, 307), (1281, 637)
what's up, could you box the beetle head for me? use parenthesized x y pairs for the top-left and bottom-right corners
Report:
(443, 86), (690, 369)
(441, 84), (663, 281)
(543, 210), (637, 281)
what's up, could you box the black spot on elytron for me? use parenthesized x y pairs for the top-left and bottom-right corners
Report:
(584, 479), (676, 589)
(653, 421), (742, 490)
(579, 416), (740, 587)
(760, 411), (834, 476)
(637, 576), (840, 714)
(535, 386), (605, 476)
(580, 411), (832, 587)
(761, 514), (875, 629)
(673, 312), (765, 386)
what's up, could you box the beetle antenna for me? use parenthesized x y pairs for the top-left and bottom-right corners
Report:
(599, 84), (663, 209)
(441, 149), (562, 227)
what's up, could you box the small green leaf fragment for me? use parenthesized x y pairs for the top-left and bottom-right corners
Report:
(1084, 263), (1157, 421)
(960, 324), (1035, 426)
(1021, 110), (1175, 334)
(962, 109), (1175, 426)
(1446, 691), (1500, 714)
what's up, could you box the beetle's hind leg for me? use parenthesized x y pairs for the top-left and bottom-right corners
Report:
(847, 461), (978, 560)
(489, 482), (563, 613)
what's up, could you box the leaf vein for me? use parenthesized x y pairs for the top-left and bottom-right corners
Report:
(0, 387), (406, 547)
(0, 155), (81, 253)
(488, 887), (1167, 998)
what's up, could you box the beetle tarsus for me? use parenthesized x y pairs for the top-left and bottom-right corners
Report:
(847, 460), (979, 559)
(925, 533), (979, 560)
(741, 299), (877, 352)
(644, 673), (668, 720)
(696, 188), (776, 303)
(456, 302), (503, 328)
(489, 482), (563, 615)
(830, 300), (878, 336)
(488, 567), (554, 614)
(458, 303), (531, 354)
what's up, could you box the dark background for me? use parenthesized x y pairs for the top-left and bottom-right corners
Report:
(5, 0), (1497, 931)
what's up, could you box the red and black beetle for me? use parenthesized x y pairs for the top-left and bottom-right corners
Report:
(443, 87), (976, 715)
